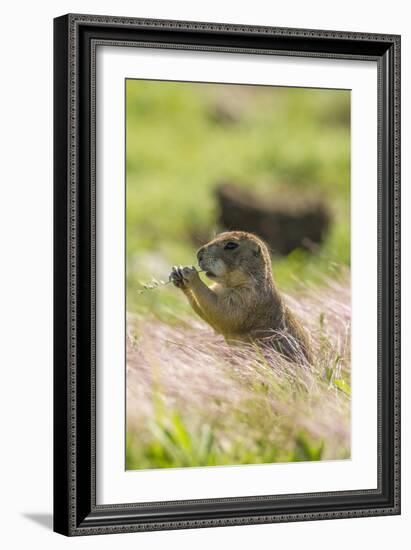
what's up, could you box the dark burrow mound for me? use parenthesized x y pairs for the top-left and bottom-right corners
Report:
(215, 182), (333, 256)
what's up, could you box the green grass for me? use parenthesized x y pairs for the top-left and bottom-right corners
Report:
(126, 409), (328, 470)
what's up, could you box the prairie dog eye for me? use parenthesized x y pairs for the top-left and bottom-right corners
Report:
(224, 241), (239, 250)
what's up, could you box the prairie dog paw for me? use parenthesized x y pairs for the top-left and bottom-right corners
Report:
(169, 265), (199, 289)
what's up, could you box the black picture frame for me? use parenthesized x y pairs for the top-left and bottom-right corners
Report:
(53, 13), (401, 536)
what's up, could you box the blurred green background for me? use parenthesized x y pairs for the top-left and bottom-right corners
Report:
(126, 80), (350, 319)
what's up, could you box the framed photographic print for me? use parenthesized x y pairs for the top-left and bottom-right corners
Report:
(53, 14), (401, 536)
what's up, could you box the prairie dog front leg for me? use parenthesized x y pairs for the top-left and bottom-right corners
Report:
(170, 266), (240, 332)
(169, 266), (216, 326)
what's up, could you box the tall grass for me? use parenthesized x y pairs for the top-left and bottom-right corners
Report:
(126, 276), (350, 470)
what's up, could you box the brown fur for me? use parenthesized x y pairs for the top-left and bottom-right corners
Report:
(170, 231), (312, 362)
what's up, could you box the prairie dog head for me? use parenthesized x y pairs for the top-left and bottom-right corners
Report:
(196, 231), (272, 288)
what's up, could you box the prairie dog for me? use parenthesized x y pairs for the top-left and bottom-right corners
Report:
(170, 231), (312, 362)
